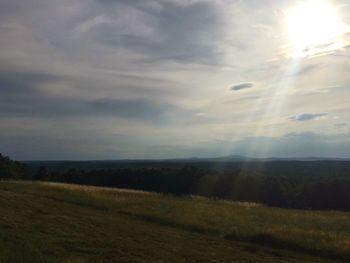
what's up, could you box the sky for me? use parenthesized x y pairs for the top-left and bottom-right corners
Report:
(1, 0), (350, 160)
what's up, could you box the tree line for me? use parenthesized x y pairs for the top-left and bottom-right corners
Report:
(0, 153), (30, 179)
(1, 153), (350, 211)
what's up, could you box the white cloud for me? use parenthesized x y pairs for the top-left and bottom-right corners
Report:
(76, 14), (113, 33)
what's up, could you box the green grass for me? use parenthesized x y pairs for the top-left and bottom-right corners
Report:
(0, 181), (349, 262)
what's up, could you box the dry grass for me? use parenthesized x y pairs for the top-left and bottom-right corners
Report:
(0, 180), (349, 263)
(37, 181), (159, 195)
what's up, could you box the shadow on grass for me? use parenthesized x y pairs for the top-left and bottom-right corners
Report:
(117, 210), (350, 262)
(117, 210), (218, 235)
(224, 232), (350, 262)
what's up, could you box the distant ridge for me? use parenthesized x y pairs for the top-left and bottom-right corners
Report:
(23, 155), (350, 163)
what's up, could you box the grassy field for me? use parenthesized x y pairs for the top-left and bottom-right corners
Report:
(0, 181), (349, 262)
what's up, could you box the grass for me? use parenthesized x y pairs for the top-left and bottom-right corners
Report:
(0, 181), (349, 262)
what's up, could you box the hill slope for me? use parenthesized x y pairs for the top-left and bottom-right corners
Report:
(0, 181), (349, 262)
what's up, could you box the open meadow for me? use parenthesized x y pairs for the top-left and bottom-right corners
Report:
(0, 181), (349, 262)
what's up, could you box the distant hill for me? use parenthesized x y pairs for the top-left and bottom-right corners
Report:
(23, 155), (350, 164)
(210, 155), (350, 162)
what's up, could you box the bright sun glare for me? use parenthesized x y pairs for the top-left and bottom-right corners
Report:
(287, 0), (348, 58)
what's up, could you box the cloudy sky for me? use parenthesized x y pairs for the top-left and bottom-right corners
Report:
(1, 0), (350, 160)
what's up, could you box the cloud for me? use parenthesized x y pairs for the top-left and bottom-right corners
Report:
(327, 85), (342, 89)
(207, 132), (350, 159)
(0, 92), (187, 124)
(289, 64), (319, 77)
(297, 64), (319, 76)
(335, 123), (347, 128)
(75, 14), (113, 33)
(290, 113), (328, 121)
(77, 0), (226, 64)
(0, 64), (191, 123)
(87, 98), (185, 123)
(1, 0), (350, 160)
(0, 69), (62, 94)
(230, 83), (253, 91)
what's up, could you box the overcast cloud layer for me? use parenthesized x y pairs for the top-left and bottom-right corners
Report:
(1, 0), (350, 160)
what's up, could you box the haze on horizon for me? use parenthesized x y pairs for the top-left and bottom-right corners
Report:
(1, 0), (350, 160)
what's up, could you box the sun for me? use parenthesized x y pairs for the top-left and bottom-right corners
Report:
(286, 0), (348, 58)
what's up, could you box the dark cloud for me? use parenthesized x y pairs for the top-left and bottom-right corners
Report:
(82, 0), (226, 64)
(0, 95), (187, 124)
(0, 68), (73, 116)
(230, 83), (253, 91)
(290, 113), (328, 121)
(87, 98), (182, 122)
(0, 69), (69, 117)
(0, 69), (62, 93)
(0, 93), (185, 124)
(0, 68), (188, 123)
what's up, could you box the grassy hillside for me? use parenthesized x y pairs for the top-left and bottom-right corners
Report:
(0, 181), (349, 262)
